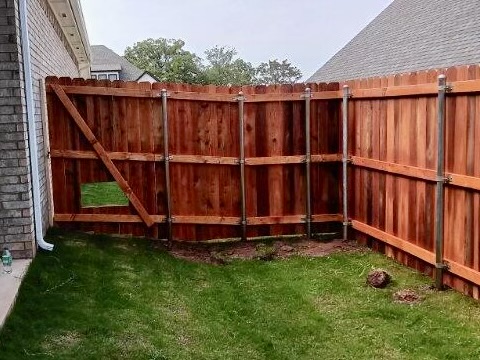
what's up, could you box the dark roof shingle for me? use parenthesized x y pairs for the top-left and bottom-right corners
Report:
(308, 0), (480, 82)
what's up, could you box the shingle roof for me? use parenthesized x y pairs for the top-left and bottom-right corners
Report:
(308, 0), (480, 83)
(90, 45), (143, 81)
(91, 64), (122, 72)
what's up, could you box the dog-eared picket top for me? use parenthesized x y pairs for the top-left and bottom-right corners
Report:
(46, 65), (480, 297)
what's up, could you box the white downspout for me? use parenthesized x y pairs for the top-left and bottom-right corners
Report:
(19, 0), (54, 251)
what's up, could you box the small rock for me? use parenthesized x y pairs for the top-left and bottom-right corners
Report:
(366, 269), (391, 288)
(280, 245), (295, 252)
(226, 249), (235, 256)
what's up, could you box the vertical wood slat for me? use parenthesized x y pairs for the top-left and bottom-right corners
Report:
(48, 77), (67, 217)
(293, 83), (306, 236)
(266, 85), (283, 236)
(243, 85), (258, 238)
(443, 66), (468, 292)
(413, 72), (427, 273)
(40, 79), (55, 227)
(113, 80), (132, 236)
(373, 76), (381, 246)
(465, 66), (476, 296)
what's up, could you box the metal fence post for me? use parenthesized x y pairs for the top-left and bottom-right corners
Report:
(161, 89), (173, 245)
(342, 85), (350, 241)
(435, 75), (449, 290)
(236, 91), (247, 241)
(303, 88), (312, 239)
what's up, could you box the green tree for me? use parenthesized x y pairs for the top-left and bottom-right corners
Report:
(255, 59), (302, 85)
(124, 38), (205, 84)
(203, 46), (256, 86)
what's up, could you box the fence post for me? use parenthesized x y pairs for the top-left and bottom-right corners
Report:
(303, 87), (312, 239)
(161, 89), (173, 245)
(342, 85), (350, 241)
(236, 91), (247, 241)
(435, 75), (449, 290)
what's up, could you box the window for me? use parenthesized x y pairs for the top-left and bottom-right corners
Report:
(91, 72), (120, 81)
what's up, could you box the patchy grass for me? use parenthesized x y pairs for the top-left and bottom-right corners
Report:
(1, 230), (480, 359)
(81, 182), (128, 208)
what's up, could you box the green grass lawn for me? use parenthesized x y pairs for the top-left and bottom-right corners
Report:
(81, 182), (129, 207)
(2, 230), (480, 360)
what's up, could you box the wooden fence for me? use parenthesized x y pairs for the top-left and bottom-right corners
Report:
(45, 64), (480, 297)
(46, 77), (342, 243)
(344, 65), (480, 297)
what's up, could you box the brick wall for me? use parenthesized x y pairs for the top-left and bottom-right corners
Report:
(0, 0), (80, 258)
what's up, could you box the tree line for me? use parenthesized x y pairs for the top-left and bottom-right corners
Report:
(124, 38), (303, 85)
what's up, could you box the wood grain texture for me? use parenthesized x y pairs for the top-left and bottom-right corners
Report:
(342, 66), (480, 296)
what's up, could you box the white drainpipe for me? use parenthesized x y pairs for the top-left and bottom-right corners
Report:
(19, 0), (54, 251)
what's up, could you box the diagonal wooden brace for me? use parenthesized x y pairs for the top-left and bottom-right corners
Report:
(51, 84), (155, 227)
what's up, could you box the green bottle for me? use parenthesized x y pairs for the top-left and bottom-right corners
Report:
(2, 248), (12, 274)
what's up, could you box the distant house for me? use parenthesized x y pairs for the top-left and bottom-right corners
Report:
(90, 45), (158, 83)
(0, 0), (90, 258)
(308, 0), (480, 83)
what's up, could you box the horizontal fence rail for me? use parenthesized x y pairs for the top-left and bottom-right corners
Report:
(46, 78), (480, 101)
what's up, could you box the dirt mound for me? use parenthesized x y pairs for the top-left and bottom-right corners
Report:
(366, 269), (391, 288)
(166, 239), (359, 264)
(393, 289), (422, 304)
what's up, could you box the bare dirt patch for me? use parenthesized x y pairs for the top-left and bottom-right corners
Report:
(164, 239), (359, 264)
(393, 289), (423, 304)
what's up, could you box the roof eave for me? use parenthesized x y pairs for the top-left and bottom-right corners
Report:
(47, 0), (91, 67)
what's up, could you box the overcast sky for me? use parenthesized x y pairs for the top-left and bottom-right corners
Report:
(79, 0), (393, 79)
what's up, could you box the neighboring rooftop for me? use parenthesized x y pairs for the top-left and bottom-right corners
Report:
(308, 0), (480, 83)
(90, 45), (143, 81)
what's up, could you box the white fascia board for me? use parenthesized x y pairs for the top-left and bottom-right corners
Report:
(47, 0), (91, 67)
